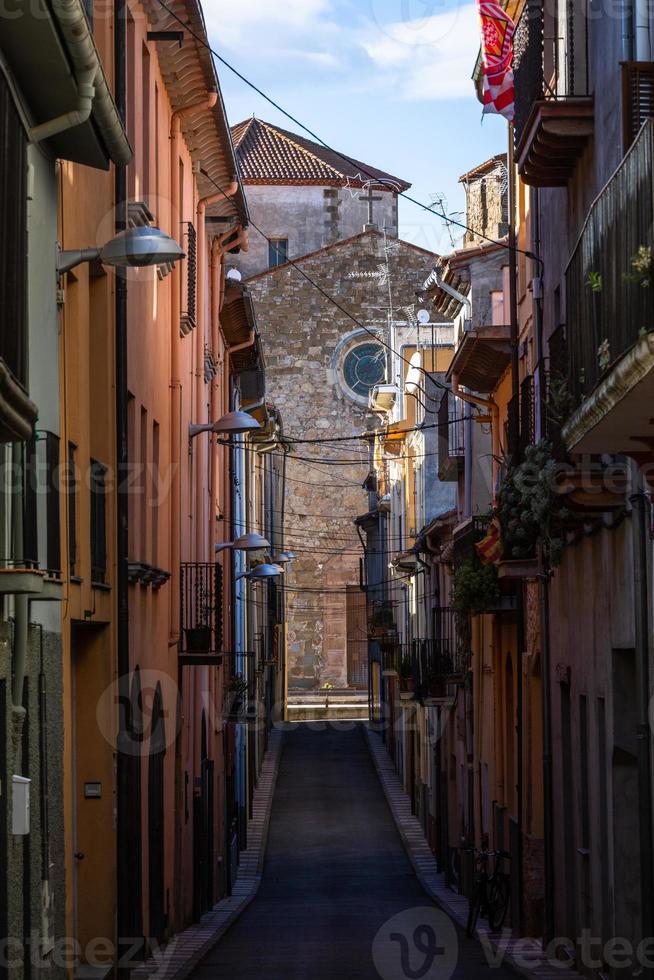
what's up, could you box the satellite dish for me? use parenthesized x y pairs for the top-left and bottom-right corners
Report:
(405, 351), (422, 394)
(417, 309), (431, 325)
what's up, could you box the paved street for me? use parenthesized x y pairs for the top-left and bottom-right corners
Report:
(190, 724), (513, 980)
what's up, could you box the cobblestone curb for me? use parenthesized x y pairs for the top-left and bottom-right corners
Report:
(364, 725), (580, 980)
(131, 728), (284, 980)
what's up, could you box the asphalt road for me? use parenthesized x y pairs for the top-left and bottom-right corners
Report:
(190, 724), (514, 980)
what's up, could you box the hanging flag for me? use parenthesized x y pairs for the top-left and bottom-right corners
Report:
(476, 0), (516, 122)
(475, 517), (503, 565)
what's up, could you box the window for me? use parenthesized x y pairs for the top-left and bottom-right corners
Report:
(90, 459), (107, 584)
(341, 341), (386, 400)
(68, 443), (78, 576)
(268, 239), (288, 268)
(0, 72), (27, 385)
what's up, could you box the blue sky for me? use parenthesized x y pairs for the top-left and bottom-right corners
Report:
(204, 0), (508, 255)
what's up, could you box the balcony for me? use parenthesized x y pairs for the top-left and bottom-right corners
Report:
(438, 389), (465, 482)
(447, 326), (511, 393)
(179, 562), (224, 666)
(563, 118), (654, 455)
(513, 0), (593, 186)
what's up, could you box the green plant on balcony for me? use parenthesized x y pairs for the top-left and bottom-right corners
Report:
(399, 653), (414, 692)
(495, 440), (570, 567)
(586, 271), (603, 292)
(623, 245), (652, 289)
(451, 558), (500, 616)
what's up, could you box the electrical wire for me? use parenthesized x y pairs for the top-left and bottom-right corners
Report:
(202, 172), (449, 388)
(151, 0), (535, 261)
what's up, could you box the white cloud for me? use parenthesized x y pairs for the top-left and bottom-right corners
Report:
(359, 4), (481, 100)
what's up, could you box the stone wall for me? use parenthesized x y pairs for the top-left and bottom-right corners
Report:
(234, 184), (399, 279)
(1, 623), (65, 980)
(247, 230), (436, 689)
(462, 158), (508, 248)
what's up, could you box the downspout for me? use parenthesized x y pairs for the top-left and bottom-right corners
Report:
(28, 68), (97, 144)
(169, 91), (217, 631)
(193, 114), (231, 564)
(11, 444), (28, 710)
(622, 0), (635, 60)
(228, 332), (256, 356)
(631, 463), (654, 952)
(32, 0), (131, 164)
(114, 0), (140, 960)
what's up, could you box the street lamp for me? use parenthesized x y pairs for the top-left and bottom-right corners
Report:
(189, 410), (261, 440)
(273, 551), (295, 563)
(215, 532), (270, 554)
(236, 563), (284, 581)
(57, 225), (185, 274)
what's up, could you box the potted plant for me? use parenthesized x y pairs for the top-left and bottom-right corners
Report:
(451, 558), (501, 616)
(184, 624), (212, 652)
(399, 653), (414, 693)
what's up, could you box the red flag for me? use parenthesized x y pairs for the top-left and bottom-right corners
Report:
(475, 517), (503, 565)
(477, 0), (516, 122)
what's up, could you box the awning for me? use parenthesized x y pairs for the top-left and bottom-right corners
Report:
(446, 326), (511, 393)
(221, 282), (257, 346)
(2, 0), (131, 169)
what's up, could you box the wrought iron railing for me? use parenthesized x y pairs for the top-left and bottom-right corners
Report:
(519, 374), (535, 455)
(389, 618), (471, 696)
(566, 118), (654, 402)
(513, 0), (590, 149)
(180, 562), (224, 657)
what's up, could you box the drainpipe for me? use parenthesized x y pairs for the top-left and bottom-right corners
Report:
(11, 443), (28, 711)
(228, 331), (256, 356)
(114, 0), (140, 960)
(635, 0), (651, 59)
(169, 92), (217, 634)
(26, 0), (132, 165)
(631, 463), (654, 954)
(193, 199), (242, 562)
(29, 68), (97, 144)
(622, 0), (635, 61)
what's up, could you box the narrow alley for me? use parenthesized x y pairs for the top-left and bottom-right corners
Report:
(190, 725), (511, 980)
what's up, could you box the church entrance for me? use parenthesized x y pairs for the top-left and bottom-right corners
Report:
(346, 586), (368, 689)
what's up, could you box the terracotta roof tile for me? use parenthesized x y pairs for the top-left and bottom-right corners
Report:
(231, 117), (411, 191)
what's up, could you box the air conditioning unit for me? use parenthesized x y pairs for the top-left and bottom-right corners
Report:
(369, 384), (399, 414)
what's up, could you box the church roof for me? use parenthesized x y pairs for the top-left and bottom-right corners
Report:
(231, 117), (411, 191)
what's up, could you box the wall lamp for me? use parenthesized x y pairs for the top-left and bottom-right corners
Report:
(189, 410), (261, 440)
(273, 551), (295, 563)
(215, 532), (270, 554)
(236, 563), (284, 581)
(57, 226), (185, 274)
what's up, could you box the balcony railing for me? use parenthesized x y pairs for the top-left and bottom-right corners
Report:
(566, 118), (654, 403)
(438, 389), (465, 482)
(513, 0), (592, 185)
(180, 562), (224, 663)
(519, 374), (535, 455)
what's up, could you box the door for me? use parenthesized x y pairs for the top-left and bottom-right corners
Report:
(346, 585), (368, 688)
(71, 624), (120, 967)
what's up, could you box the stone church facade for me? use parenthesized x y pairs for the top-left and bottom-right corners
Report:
(231, 120), (437, 690)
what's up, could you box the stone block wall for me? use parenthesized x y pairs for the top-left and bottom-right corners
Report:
(247, 230), (436, 689)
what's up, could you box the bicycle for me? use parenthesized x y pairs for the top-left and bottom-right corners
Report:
(466, 848), (511, 937)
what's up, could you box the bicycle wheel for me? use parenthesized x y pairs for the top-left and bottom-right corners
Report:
(487, 876), (510, 931)
(466, 884), (481, 938)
